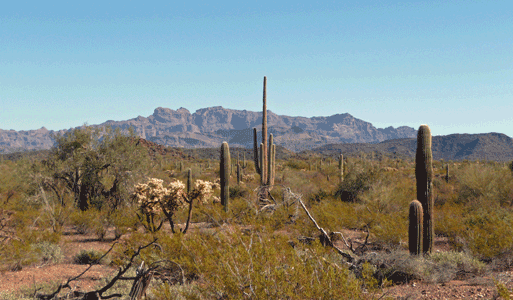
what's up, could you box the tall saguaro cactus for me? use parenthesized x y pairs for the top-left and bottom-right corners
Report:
(253, 76), (275, 188)
(409, 200), (424, 255)
(220, 142), (230, 212)
(262, 76), (268, 184)
(415, 125), (434, 254)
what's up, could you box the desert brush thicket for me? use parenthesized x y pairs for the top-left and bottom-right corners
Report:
(2, 127), (513, 299)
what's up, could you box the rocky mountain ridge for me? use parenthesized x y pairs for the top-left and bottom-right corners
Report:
(0, 106), (417, 153)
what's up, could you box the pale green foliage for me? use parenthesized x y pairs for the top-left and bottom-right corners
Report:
(495, 279), (511, 300)
(30, 241), (63, 265)
(42, 125), (150, 210)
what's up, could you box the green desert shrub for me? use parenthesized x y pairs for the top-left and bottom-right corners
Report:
(334, 164), (381, 202)
(229, 184), (250, 199)
(0, 227), (62, 270)
(73, 249), (106, 265)
(69, 209), (108, 240)
(108, 208), (139, 239)
(454, 163), (513, 207)
(285, 159), (309, 170)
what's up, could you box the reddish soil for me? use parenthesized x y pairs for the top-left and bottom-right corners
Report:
(0, 229), (120, 296)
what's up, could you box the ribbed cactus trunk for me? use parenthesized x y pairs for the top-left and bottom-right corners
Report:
(271, 144), (275, 185)
(409, 200), (424, 255)
(220, 142), (230, 212)
(187, 168), (192, 194)
(253, 128), (261, 175)
(259, 143), (264, 185)
(339, 154), (344, 183)
(262, 76), (268, 185)
(445, 164), (449, 183)
(415, 125), (434, 254)
(180, 161), (184, 172)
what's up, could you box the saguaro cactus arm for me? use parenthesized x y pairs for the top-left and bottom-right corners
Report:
(409, 200), (423, 255)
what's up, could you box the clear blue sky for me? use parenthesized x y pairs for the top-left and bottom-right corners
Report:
(1, 0), (512, 137)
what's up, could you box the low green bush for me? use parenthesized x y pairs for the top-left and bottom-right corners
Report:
(73, 249), (106, 265)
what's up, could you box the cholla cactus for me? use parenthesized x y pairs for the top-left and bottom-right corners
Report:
(188, 179), (220, 204)
(133, 178), (169, 216)
(133, 177), (218, 233)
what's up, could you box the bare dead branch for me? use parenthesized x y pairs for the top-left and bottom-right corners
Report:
(36, 238), (158, 300)
(296, 197), (356, 263)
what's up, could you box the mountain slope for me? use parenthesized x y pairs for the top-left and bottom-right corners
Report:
(308, 133), (513, 162)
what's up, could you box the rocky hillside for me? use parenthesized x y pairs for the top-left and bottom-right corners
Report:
(0, 106), (417, 153)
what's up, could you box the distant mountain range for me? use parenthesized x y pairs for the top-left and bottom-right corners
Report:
(1, 106), (512, 162)
(0, 106), (416, 153)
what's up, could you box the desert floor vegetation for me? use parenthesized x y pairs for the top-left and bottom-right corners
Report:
(2, 127), (513, 299)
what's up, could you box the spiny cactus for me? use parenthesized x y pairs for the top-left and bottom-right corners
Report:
(220, 142), (230, 212)
(253, 76), (276, 188)
(415, 124), (434, 254)
(409, 200), (423, 255)
(180, 161), (184, 172)
(445, 164), (449, 183)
